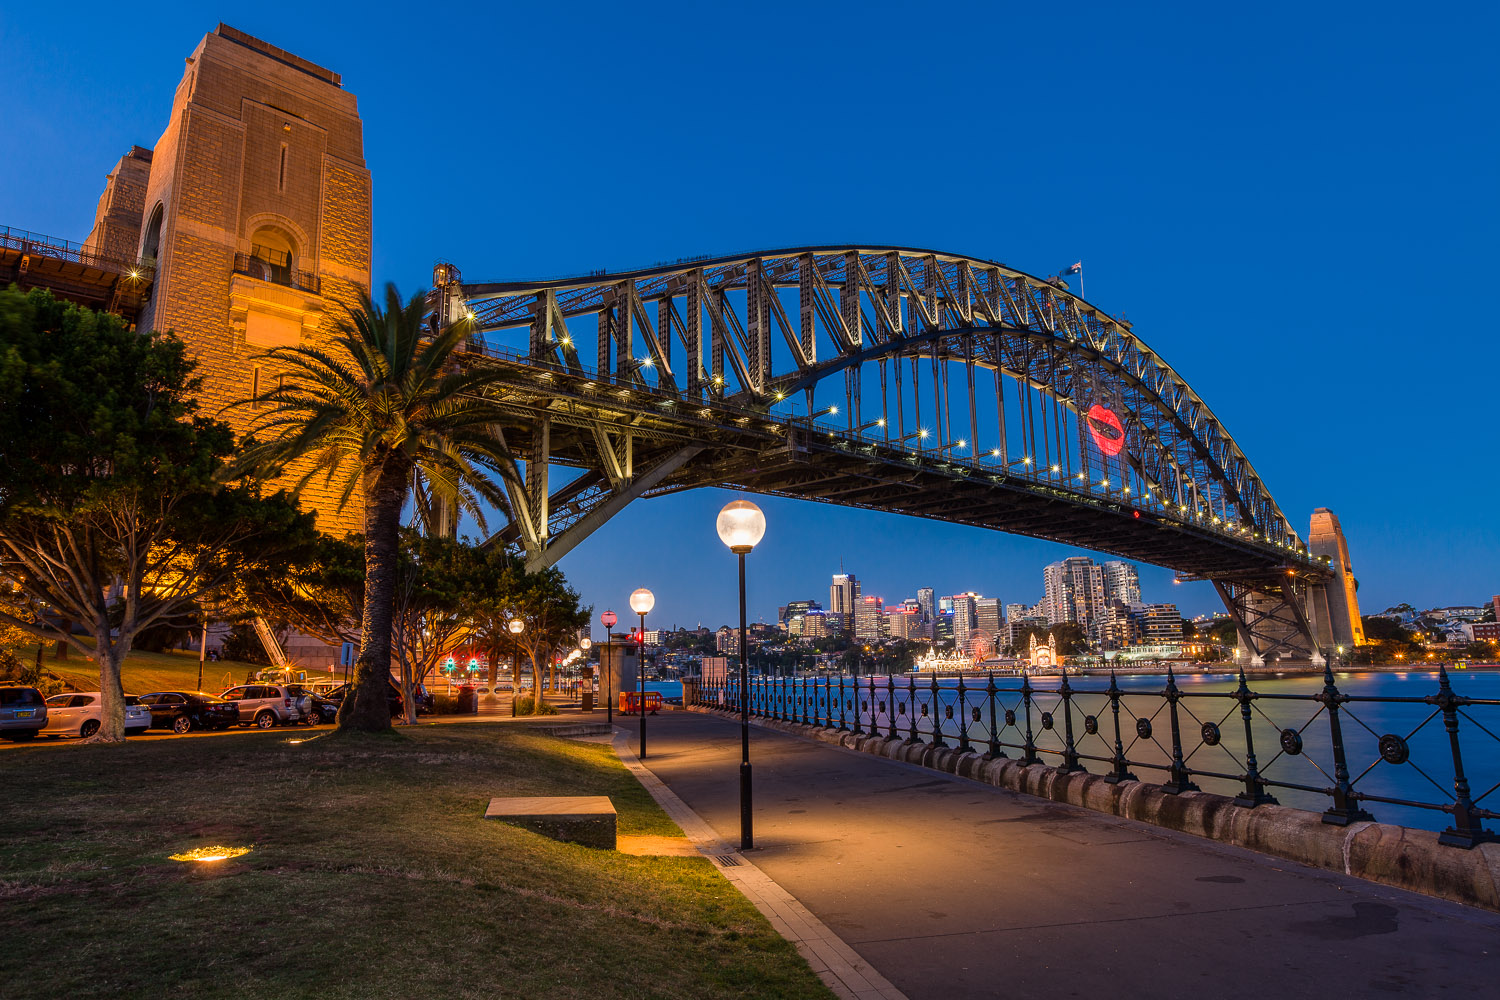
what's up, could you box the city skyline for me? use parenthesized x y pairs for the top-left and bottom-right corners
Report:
(3, 4), (1495, 633)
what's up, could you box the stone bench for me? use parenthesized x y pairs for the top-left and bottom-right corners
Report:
(484, 795), (617, 849)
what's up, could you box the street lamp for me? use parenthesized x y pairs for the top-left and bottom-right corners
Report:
(601, 610), (617, 725)
(580, 636), (593, 710)
(717, 498), (766, 851)
(508, 618), (524, 717)
(629, 589), (655, 757)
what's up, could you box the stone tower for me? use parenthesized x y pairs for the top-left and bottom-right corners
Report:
(1307, 508), (1365, 650)
(129, 24), (372, 532)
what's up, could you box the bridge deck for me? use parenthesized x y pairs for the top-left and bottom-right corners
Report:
(635, 711), (1500, 1000)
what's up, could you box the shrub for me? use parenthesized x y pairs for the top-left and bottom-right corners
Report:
(513, 696), (558, 716)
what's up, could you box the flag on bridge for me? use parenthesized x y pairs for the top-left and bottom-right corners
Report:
(1062, 261), (1082, 275)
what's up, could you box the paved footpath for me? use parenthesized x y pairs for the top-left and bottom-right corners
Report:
(629, 711), (1500, 1000)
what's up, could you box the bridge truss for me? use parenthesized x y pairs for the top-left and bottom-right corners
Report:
(438, 246), (1336, 663)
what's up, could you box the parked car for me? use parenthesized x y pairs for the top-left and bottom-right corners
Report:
(302, 689), (339, 725)
(219, 684), (307, 728)
(41, 692), (151, 738)
(137, 692), (240, 734)
(0, 686), (47, 741)
(323, 681), (403, 719)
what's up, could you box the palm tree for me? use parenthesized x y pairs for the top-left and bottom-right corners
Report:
(238, 284), (509, 731)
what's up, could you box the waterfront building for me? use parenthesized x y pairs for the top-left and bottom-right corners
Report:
(1101, 561), (1141, 605)
(781, 600), (820, 635)
(1139, 604), (1183, 645)
(1043, 557), (1106, 629)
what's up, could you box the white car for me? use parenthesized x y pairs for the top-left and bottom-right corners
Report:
(41, 693), (152, 738)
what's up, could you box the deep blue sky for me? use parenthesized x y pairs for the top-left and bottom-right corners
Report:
(3, 2), (1496, 631)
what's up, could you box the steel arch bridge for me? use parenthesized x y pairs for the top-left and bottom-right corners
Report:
(434, 246), (1348, 664)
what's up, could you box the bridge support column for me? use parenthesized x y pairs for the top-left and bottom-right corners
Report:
(1214, 578), (1324, 667)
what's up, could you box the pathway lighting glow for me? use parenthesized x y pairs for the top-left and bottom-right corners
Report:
(170, 845), (252, 863)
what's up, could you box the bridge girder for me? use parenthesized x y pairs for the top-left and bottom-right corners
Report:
(437, 246), (1332, 659)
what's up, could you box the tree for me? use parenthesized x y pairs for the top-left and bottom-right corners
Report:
(236, 532), (366, 651)
(0, 288), (314, 740)
(497, 565), (589, 713)
(391, 529), (482, 724)
(237, 285), (511, 732)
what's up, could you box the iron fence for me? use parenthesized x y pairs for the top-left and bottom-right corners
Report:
(693, 666), (1500, 847)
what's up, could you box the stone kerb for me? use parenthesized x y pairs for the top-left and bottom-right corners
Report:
(688, 705), (1500, 912)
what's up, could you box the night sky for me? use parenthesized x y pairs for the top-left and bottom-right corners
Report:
(3, 2), (1495, 631)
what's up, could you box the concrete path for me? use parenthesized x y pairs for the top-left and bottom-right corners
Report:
(628, 711), (1500, 1000)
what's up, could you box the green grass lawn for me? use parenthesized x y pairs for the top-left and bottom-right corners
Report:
(35, 642), (266, 696)
(0, 724), (832, 999)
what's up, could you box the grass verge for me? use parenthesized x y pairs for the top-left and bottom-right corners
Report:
(0, 723), (832, 999)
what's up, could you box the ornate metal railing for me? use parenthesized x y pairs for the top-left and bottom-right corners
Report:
(693, 666), (1500, 847)
(232, 252), (320, 293)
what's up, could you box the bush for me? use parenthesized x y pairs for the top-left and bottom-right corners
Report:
(432, 694), (462, 715)
(512, 696), (558, 716)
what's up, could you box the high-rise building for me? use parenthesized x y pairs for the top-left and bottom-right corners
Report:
(1094, 600), (1140, 650)
(916, 588), (935, 622)
(1005, 602), (1041, 622)
(934, 611), (955, 643)
(781, 600), (820, 635)
(830, 573), (860, 634)
(1042, 557), (1106, 628)
(975, 598), (1001, 639)
(885, 607), (921, 640)
(1101, 561), (1141, 605)
(801, 611), (831, 640)
(949, 593), (979, 649)
(854, 596), (886, 640)
(1001, 615), (1047, 652)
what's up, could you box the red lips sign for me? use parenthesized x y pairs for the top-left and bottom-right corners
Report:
(1086, 404), (1125, 457)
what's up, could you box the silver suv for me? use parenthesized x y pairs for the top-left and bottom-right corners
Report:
(219, 684), (307, 728)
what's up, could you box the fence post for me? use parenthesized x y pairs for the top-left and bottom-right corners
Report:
(1058, 672), (1082, 773)
(1433, 666), (1492, 846)
(1162, 667), (1198, 794)
(1104, 670), (1134, 784)
(985, 671), (1003, 759)
(930, 672), (948, 748)
(906, 673), (920, 744)
(957, 674), (971, 753)
(839, 672), (848, 731)
(1320, 665), (1372, 826)
(886, 673), (898, 740)
(1234, 669), (1276, 807)
(1021, 673), (1037, 764)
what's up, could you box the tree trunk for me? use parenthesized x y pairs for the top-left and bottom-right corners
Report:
(54, 621), (71, 660)
(90, 628), (129, 743)
(530, 646), (545, 713)
(339, 462), (409, 733)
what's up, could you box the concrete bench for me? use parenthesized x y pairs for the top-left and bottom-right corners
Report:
(484, 795), (617, 849)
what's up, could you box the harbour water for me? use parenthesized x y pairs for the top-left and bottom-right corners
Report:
(725, 669), (1500, 835)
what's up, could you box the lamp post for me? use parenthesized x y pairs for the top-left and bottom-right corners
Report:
(508, 618), (524, 717)
(601, 611), (617, 725)
(581, 637), (593, 711)
(717, 498), (766, 851)
(629, 589), (654, 757)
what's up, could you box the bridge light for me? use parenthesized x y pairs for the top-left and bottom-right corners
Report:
(956, 439), (966, 448)
(560, 337), (572, 347)
(129, 269), (140, 279)
(774, 391), (784, 400)
(1050, 464), (1060, 473)
(919, 429), (930, 439)
(1101, 478), (1110, 487)
(1123, 487), (1130, 494)
(641, 357), (655, 367)
(1022, 456), (1032, 465)
(876, 418), (885, 427)
(990, 449), (1000, 456)
(830, 406), (838, 415)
